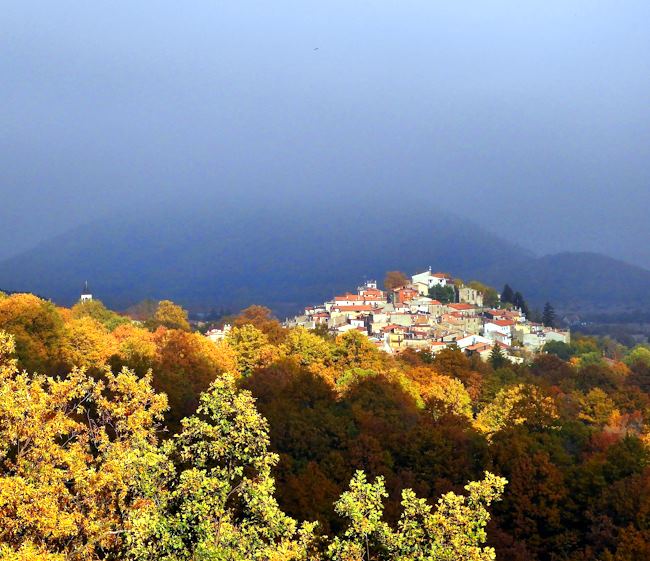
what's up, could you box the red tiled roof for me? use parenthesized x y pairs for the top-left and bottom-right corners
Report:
(332, 305), (374, 312)
(382, 324), (406, 332)
(467, 343), (491, 352)
(335, 294), (364, 301)
(491, 319), (515, 327)
(361, 288), (385, 295)
(448, 303), (474, 310)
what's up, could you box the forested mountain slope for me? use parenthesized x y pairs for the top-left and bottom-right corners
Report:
(1, 204), (648, 315)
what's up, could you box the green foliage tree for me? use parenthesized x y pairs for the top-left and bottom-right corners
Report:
(328, 470), (507, 561)
(542, 302), (556, 327)
(512, 291), (530, 317)
(428, 285), (456, 304)
(624, 345), (650, 369)
(500, 284), (514, 305)
(543, 340), (574, 360)
(127, 373), (317, 561)
(489, 342), (507, 369)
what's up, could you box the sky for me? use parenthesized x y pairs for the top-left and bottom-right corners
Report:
(1, 2), (649, 266)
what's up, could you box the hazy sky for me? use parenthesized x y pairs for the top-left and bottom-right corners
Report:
(2, 2), (649, 266)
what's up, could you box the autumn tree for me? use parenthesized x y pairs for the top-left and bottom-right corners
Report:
(475, 384), (559, 438)
(111, 322), (157, 376)
(430, 346), (483, 399)
(70, 299), (129, 331)
(0, 330), (169, 560)
(232, 305), (286, 344)
(152, 327), (239, 428)
(333, 330), (384, 372)
(384, 271), (409, 291)
(60, 316), (117, 371)
(227, 324), (278, 376)
(152, 300), (190, 331)
(0, 293), (66, 374)
(281, 326), (333, 369)
(574, 387), (618, 426)
(407, 367), (473, 421)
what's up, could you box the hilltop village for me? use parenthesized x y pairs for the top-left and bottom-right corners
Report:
(286, 268), (570, 362)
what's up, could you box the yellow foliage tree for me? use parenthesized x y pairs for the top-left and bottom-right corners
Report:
(153, 300), (190, 331)
(61, 316), (117, 370)
(281, 326), (332, 368)
(334, 330), (384, 372)
(112, 322), (157, 375)
(70, 299), (129, 331)
(0, 293), (65, 373)
(0, 330), (168, 560)
(227, 324), (279, 375)
(474, 384), (559, 439)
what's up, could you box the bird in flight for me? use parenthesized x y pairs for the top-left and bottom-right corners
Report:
(313, 47), (319, 51)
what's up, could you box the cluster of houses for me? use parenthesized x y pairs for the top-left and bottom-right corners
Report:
(286, 268), (570, 363)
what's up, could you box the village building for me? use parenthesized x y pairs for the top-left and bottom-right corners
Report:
(285, 269), (568, 362)
(457, 285), (484, 307)
(80, 281), (93, 302)
(411, 268), (451, 290)
(392, 286), (419, 304)
(206, 323), (231, 342)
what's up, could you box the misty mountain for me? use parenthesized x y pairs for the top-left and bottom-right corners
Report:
(481, 252), (650, 315)
(0, 205), (648, 317)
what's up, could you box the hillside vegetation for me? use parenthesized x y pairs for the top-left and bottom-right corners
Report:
(1, 292), (650, 560)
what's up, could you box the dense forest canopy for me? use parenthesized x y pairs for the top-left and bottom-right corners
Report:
(1, 291), (649, 560)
